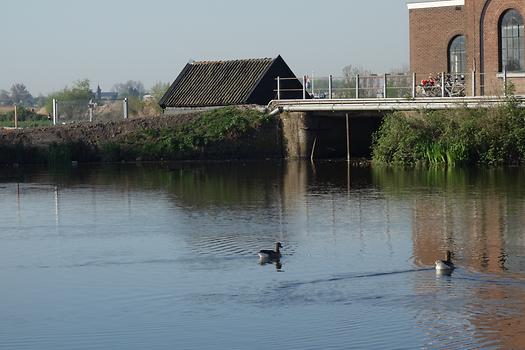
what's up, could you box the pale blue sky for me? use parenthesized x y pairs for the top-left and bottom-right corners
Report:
(3, 0), (409, 95)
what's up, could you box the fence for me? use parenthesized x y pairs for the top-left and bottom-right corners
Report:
(51, 98), (129, 125)
(276, 70), (525, 101)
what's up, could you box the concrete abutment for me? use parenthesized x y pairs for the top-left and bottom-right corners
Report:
(278, 111), (384, 160)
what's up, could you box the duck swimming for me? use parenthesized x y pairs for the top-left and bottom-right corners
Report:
(435, 251), (454, 271)
(258, 242), (282, 261)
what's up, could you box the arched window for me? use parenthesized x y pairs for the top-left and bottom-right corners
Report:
(448, 36), (466, 74)
(500, 9), (524, 72)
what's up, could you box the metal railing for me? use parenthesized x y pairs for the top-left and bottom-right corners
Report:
(52, 98), (129, 125)
(275, 70), (525, 100)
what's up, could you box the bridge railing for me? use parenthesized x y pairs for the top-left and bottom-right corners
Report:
(275, 70), (525, 100)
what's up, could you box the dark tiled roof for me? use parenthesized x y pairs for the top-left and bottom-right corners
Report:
(159, 56), (304, 108)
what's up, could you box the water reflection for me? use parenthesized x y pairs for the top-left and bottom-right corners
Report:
(1, 163), (525, 349)
(373, 167), (525, 348)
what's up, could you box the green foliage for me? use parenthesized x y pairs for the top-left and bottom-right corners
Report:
(0, 106), (51, 128)
(47, 141), (97, 165)
(10, 83), (34, 106)
(128, 107), (274, 160)
(0, 143), (42, 164)
(372, 99), (525, 166)
(46, 79), (94, 114)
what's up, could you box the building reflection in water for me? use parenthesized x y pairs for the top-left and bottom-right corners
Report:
(409, 171), (525, 348)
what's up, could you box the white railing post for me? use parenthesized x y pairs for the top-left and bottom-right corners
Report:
(441, 72), (446, 97)
(277, 76), (281, 100)
(123, 98), (129, 119)
(52, 99), (58, 126)
(311, 74), (315, 97)
(383, 73), (388, 98)
(412, 72), (417, 98)
(302, 75), (306, 100)
(328, 74), (333, 99)
(355, 74), (360, 99)
(471, 71), (476, 97)
(503, 68), (508, 96)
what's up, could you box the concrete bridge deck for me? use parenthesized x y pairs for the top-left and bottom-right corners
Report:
(269, 96), (524, 114)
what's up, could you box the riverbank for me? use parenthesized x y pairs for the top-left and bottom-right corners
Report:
(0, 107), (281, 165)
(372, 97), (525, 166)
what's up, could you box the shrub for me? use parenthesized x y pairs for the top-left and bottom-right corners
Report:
(372, 98), (525, 166)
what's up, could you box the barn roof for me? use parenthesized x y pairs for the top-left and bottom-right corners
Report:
(159, 55), (306, 108)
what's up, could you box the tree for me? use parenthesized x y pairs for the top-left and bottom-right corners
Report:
(149, 82), (170, 102)
(342, 65), (372, 86)
(46, 79), (94, 119)
(0, 90), (11, 105)
(10, 83), (33, 106)
(112, 80), (145, 99)
(34, 94), (47, 108)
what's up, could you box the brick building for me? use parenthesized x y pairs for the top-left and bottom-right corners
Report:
(408, 0), (525, 95)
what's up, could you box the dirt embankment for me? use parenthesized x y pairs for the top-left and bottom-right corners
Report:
(0, 114), (199, 150)
(0, 109), (281, 164)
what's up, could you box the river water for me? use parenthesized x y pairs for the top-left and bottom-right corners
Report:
(1, 162), (524, 349)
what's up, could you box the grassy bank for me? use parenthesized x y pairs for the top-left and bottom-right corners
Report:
(0, 107), (279, 165)
(105, 107), (277, 162)
(0, 107), (51, 128)
(372, 98), (525, 166)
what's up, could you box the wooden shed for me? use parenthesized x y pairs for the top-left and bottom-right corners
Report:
(159, 55), (307, 110)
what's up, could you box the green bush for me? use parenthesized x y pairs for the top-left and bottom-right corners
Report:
(0, 106), (50, 127)
(128, 107), (274, 160)
(372, 98), (525, 166)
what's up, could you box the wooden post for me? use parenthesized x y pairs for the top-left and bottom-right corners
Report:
(310, 137), (317, 162)
(347, 160), (351, 197)
(14, 105), (18, 128)
(346, 113), (351, 162)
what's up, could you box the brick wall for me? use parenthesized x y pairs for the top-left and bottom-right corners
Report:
(409, 0), (525, 96)
(481, 0), (525, 94)
(409, 6), (465, 75)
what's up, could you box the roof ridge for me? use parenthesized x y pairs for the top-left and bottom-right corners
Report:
(191, 57), (275, 65)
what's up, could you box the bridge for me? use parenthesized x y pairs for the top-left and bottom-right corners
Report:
(268, 96), (520, 113)
(267, 96), (524, 160)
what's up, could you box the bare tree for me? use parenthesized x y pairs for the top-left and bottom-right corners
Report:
(112, 81), (145, 99)
(342, 65), (372, 86)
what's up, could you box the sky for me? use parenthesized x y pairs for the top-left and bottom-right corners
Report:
(2, 0), (410, 95)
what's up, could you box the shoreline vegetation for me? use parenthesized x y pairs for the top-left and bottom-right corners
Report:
(0, 107), (280, 165)
(372, 97), (525, 167)
(1, 102), (525, 167)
